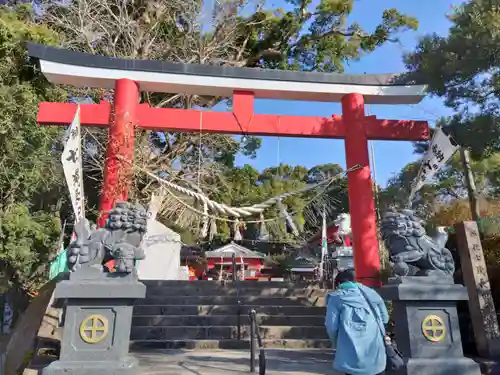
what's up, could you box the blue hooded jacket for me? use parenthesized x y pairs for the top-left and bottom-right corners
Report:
(325, 282), (389, 375)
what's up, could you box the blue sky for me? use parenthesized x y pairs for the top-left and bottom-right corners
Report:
(234, 0), (458, 187)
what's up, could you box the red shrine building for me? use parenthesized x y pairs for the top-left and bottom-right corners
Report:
(205, 242), (265, 280)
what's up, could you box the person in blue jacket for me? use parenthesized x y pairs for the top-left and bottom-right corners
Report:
(325, 270), (389, 375)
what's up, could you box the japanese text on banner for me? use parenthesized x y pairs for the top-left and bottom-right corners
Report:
(409, 128), (458, 201)
(61, 106), (85, 221)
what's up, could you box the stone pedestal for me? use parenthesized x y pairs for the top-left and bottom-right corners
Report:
(380, 276), (481, 375)
(42, 267), (146, 375)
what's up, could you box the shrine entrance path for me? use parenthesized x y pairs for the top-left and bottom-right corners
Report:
(136, 349), (337, 375)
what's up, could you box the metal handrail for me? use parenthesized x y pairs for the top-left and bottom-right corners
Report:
(232, 254), (242, 340)
(249, 309), (266, 375)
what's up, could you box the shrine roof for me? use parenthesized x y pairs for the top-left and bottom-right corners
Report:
(290, 256), (319, 268)
(205, 242), (264, 259)
(27, 43), (427, 105)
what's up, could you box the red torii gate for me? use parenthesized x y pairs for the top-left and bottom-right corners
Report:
(28, 43), (429, 287)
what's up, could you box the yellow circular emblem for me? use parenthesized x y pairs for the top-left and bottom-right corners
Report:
(421, 315), (446, 342)
(79, 314), (109, 344)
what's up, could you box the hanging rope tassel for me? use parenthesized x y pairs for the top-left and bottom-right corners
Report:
(258, 213), (269, 241)
(148, 189), (164, 221)
(209, 218), (217, 241)
(199, 201), (209, 239)
(233, 219), (243, 241)
(277, 199), (299, 236)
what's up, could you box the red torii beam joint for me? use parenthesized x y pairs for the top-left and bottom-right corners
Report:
(28, 43), (430, 287)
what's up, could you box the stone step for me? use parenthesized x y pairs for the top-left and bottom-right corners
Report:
(130, 325), (328, 341)
(141, 280), (322, 289)
(145, 286), (327, 298)
(138, 296), (325, 307)
(133, 305), (326, 316)
(132, 315), (325, 327)
(130, 339), (332, 350)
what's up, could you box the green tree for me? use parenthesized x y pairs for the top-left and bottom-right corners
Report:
(404, 0), (500, 158)
(307, 163), (344, 183)
(0, 5), (67, 291)
(379, 152), (500, 219)
(378, 161), (439, 218)
(43, 0), (418, 72)
(204, 164), (311, 242)
(173, 162), (349, 244)
(302, 163), (349, 234)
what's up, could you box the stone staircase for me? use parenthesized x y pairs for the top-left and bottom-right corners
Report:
(130, 280), (331, 350)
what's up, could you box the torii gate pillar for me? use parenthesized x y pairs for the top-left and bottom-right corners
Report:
(28, 43), (429, 287)
(99, 79), (139, 227)
(342, 93), (380, 284)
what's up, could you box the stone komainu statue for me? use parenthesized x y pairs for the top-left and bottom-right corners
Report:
(380, 209), (455, 277)
(67, 202), (147, 273)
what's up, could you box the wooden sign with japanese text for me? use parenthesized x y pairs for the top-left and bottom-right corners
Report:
(455, 221), (500, 357)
